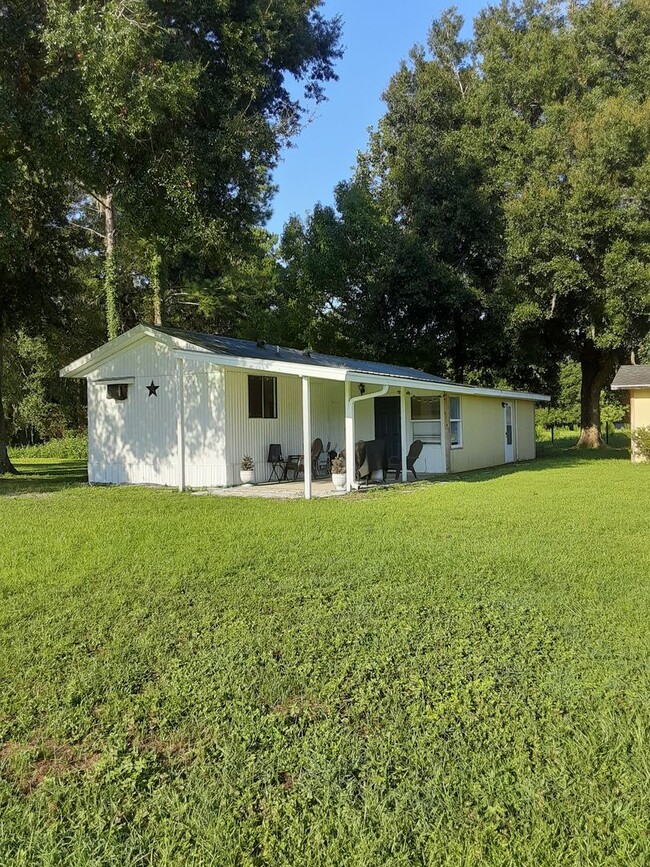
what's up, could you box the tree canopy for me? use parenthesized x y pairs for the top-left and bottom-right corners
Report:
(275, 0), (650, 446)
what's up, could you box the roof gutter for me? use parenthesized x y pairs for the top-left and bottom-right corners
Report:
(344, 371), (549, 402)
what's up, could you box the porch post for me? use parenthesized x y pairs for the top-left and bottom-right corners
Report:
(302, 376), (312, 500)
(400, 387), (408, 482)
(176, 356), (186, 491)
(442, 394), (451, 474)
(345, 380), (354, 492)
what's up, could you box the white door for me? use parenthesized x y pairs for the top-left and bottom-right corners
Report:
(503, 402), (515, 463)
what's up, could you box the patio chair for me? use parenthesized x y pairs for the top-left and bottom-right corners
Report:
(386, 439), (424, 481)
(283, 453), (304, 480)
(285, 439), (330, 481)
(267, 444), (287, 482)
(317, 441), (331, 476)
(311, 438), (325, 477)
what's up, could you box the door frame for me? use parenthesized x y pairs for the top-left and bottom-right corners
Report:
(374, 395), (402, 462)
(503, 401), (515, 463)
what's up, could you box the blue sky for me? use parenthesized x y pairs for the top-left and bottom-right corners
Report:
(266, 0), (482, 237)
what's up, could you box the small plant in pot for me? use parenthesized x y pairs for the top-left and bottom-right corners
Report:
(240, 455), (255, 485)
(331, 455), (346, 491)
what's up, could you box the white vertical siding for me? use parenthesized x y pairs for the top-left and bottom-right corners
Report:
(224, 370), (345, 485)
(87, 337), (226, 487)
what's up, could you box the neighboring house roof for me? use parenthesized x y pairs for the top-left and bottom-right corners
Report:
(60, 323), (550, 402)
(611, 365), (650, 390)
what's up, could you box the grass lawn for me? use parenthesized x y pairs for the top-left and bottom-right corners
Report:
(1, 436), (649, 865)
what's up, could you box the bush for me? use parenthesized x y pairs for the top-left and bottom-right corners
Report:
(631, 426), (650, 459)
(10, 433), (88, 460)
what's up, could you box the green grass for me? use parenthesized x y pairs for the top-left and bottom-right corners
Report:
(1, 435), (649, 865)
(9, 433), (88, 461)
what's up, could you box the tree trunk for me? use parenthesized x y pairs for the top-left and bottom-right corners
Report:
(150, 248), (163, 326)
(576, 343), (618, 449)
(0, 328), (17, 474)
(103, 191), (120, 340)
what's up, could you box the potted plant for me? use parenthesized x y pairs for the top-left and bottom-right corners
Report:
(240, 455), (255, 485)
(331, 455), (346, 491)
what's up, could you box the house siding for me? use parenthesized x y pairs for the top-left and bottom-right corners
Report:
(87, 337), (225, 486)
(449, 395), (506, 473)
(515, 400), (536, 461)
(224, 371), (345, 485)
(631, 389), (650, 462)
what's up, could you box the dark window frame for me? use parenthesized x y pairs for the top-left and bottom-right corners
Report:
(107, 383), (129, 401)
(248, 375), (278, 419)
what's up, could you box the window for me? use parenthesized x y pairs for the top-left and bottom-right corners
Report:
(248, 375), (277, 419)
(450, 396), (462, 447)
(411, 396), (441, 443)
(106, 383), (129, 401)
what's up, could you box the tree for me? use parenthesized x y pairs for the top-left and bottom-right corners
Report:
(42, 0), (342, 338)
(359, 8), (507, 383)
(476, 0), (650, 446)
(0, 1), (77, 472)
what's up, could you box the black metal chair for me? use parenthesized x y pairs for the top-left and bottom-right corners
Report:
(386, 439), (424, 481)
(267, 444), (286, 482)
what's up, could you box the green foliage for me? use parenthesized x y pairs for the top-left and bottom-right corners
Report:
(631, 425), (650, 458)
(240, 454), (254, 471)
(9, 434), (88, 460)
(1, 449), (649, 862)
(41, 0), (342, 337)
(278, 0), (650, 435)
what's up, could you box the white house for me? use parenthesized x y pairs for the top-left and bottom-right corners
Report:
(60, 324), (550, 498)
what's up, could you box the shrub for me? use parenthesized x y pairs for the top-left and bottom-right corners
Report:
(631, 426), (650, 459)
(331, 455), (345, 474)
(240, 454), (254, 471)
(9, 433), (88, 460)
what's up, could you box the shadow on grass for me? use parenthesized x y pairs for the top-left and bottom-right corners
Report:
(0, 460), (88, 497)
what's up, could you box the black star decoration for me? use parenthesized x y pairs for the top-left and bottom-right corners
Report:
(146, 380), (160, 397)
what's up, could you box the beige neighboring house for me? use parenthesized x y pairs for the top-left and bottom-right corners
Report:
(611, 364), (650, 462)
(60, 324), (550, 498)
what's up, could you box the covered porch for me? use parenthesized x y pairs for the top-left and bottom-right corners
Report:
(173, 346), (455, 499)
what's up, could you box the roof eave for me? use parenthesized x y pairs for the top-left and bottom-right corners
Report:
(59, 325), (211, 378)
(344, 370), (550, 401)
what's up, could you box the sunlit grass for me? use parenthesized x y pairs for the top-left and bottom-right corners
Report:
(1, 437), (648, 865)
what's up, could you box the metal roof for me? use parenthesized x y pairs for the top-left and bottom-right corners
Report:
(157, 327), (453, 387)
(59, 324), (549, 401)
(611, 364), (650, 390)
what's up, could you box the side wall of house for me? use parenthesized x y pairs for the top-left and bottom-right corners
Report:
(449, 395), (505, 473)
(87, 337), (226, 486)
(224, 371), (345, 485)
(515, 400), (536, 461)
(448, 396), (535, 473)
(631, 389), (650, 462)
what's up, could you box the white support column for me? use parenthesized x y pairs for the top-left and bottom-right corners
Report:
(345, 380), (355, 492)
(176, 356), (186, 492)
(442, 393), (451, 474)
(400, 387), (408, 482)
(302, 376), (312, 500)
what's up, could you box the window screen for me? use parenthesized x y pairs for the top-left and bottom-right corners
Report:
(449, 396), (462, 447)
(411, 396), (442, 442)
